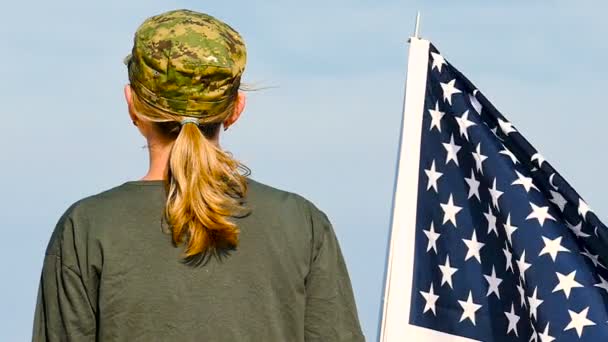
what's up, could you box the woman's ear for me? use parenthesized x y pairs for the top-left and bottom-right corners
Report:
(224, 91), (246, 130)
(124, 84), (138, 124)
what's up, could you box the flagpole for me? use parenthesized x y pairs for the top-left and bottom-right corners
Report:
(378, 11), (429, 342)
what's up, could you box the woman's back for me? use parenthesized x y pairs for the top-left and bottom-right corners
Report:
(32, 9), (364, 341)
(33, 177), (364, 341)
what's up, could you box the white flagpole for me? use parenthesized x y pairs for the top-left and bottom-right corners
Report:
(378, 13), (478, 341)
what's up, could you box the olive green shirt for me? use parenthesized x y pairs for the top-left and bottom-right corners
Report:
(32, 177), (365, 341)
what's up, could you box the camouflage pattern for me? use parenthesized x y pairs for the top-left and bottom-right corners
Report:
(125, 9), (246, 117)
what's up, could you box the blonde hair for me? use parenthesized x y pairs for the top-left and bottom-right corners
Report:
(130, 89), (251, 261)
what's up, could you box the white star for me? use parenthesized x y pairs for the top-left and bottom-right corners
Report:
(553, 270), (583, 299)
(526, 202), (555, 227)
(567, 220), (590, 238)
(499, 147), (519, 164)
(484, 266), (502, 299)
(581, 248), (606, 269)
(529, 323), (538, 342)
(442, 135), (461, 166)
(424, 160), (443, 192)
(564, 307), (595, 338)
(538, 323), (555, 342)
(431, 52), (447, 73)
(463, 230), (485, 263)
(503, 214), (518, 246)
(579, 198), (591, 220)
(531, 153), (546, 168)
(455, 110), (476, 141)
(423, 222), (441, 254)
(464, 169), (481, 201)
(439, 255), (458, 289)
(469, 94), (482, 114)
(440, 194), (462, 227)
(503, 243), (514, 273)
(516, 280), (526, 308)
(498, 118), (516, 135)
(440, 79), (461, 105)
(419, 283), (439, 315)
(527, 287), (544, 320)
(484, 206), (498, 236)
(516, 251), (532, 284)
(457, 291), (482, 326)
(488, 178), (503, 209)
(428, 101), (444, 132)
(549, 190), (567, 212)
(594, 275), (608, 293)
(512, 171), (539, 193)
(471, 143), (488, 175)
(504, 303), (520, 337)
(539, 236), (569, 262)
(549, 173), (558, 190)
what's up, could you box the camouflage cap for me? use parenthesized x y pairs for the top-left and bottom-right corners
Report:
(124, 9), (246, 118)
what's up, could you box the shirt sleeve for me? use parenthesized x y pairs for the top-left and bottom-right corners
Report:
(32, 205), (97, 342)
(303, 203), (366, 342)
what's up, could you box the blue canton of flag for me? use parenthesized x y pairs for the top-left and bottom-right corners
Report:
(380, 38), (608, 342)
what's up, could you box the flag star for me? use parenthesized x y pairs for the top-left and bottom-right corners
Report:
(463, 230), (485, 263)
(428, 101), (445, 132)
(516, 251), (532, 284)
(464, 170), (481, 201)
(471, 143), (488, 175)
(529, 323), (538, 342)
(457, 291), (482, 326)
(578, 198), (591, 220)
(538, 323), (555, 342)
(484, 206), (498, 236)
(504, 303), (520, 337)
(553, 270), (583, 299)
(442, 134), (462, 166)
(567, 220), (590, 238)
(549, 173), (558, 189)
(439, 255), (458, 289)
(484, 266), (502, 299)
(549, 190), (567, 212)
(527, 287), (544, 320)
(424, 160), (443, 192)
(503, 243), (514, 273)
(503, 214), (518, 246)
(419, 283), (439, 315)
(500, 147), (519, 164)
(455, 110), (476, 141)
(423, 222), (441, 254)
(469, 94), (482, 114)
(431, 52), (447, 73)
(488, 178), (503, 209)
(564, 307), (595, 338)
(497, 118), (516, 135)
(526, 202), (555, 227)
(516, 280), (526, 308)
(440, 194), (462, 227)
(539, 236), (569, 262)
(531, 153), (546, 168)
(581, 248), (606, 269)
(440, 79), (461, 105)
(594, 275), (608, 293)
(512, 171), (539, 193)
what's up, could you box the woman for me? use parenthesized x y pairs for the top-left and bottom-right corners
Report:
(32, 9), (365, 342)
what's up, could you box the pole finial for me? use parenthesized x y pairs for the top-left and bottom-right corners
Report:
(414, 11), (421, 39)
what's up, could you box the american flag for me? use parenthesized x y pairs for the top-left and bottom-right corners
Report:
(380, 38), (608, 341)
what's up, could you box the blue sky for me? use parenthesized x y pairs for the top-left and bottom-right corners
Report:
(1, 1), (606, 340)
